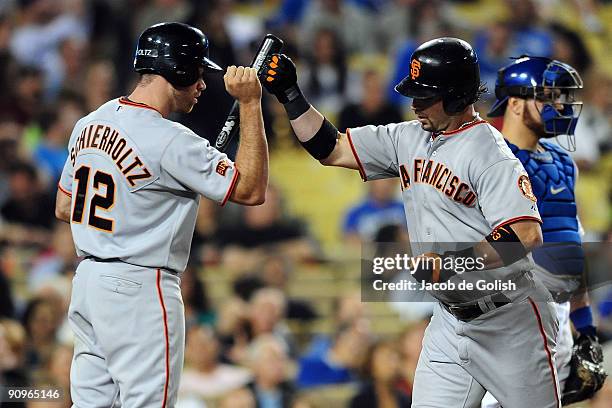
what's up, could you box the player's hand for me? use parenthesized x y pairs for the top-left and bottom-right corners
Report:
(562, 333), (607, 404)
(224, 66), (262, 105)
(411, 252), (457, 284)
(259, 53), (300, 104)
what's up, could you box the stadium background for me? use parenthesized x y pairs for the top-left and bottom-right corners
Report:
(0, 0), (610, 406)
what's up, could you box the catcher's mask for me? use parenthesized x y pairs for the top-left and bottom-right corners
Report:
(489, 56), (583, 151)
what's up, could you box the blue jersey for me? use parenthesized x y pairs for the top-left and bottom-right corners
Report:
(506, 140), (584, 283)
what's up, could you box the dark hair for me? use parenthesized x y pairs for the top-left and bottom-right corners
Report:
(9, 161), (38, 181)
(305, 28), (347, 97)
(474, 82), (488, 104)
(548, 23), (592, 73)
(232, 274), (265, 301)
(20, 298), (50, 337)
(16, 65), (42, 79)
(37, 108), (59, 133)
(360, 338), (398, 379)
(183, 265), (212, 313)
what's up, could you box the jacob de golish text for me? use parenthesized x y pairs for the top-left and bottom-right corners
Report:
(373, 279), (517, 291)
(370, 254), (516, 291)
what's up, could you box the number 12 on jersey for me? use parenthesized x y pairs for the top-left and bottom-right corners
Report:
(72, 165), (116, 232)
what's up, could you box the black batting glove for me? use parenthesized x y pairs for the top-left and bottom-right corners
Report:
(260, 54), (302, 104)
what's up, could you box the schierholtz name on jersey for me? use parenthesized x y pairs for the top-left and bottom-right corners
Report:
(70, 123), (152, 187)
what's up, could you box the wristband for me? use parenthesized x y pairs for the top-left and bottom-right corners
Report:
(283, 86), (311, 120)
(300, 118), (338, 160)
(570, 306), (596, 336)
(485, 225), (528, 266)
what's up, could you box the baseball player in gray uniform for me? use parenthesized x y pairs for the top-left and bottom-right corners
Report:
(54, 23), (268, 407)
(260, 39), (561, 407)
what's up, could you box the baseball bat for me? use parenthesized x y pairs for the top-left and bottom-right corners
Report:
(214, 34), (284, 153)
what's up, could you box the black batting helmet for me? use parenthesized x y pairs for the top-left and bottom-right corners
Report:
(395, 37), (481, 114)
(134, 22), (223, 87)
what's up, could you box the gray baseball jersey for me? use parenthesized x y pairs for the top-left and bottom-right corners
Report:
(59, 97), (238, 272)
(349, 118), (561, 408)
(348, 117), (542, 303)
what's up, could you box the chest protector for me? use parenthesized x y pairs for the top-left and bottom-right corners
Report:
(507, 140), (584, 277)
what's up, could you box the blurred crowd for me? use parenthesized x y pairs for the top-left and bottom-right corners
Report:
(0, 0), (611, 407)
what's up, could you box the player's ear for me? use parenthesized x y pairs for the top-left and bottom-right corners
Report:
(507, 97), (524, 116)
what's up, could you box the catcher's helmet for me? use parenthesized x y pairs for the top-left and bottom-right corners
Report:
(134, 22), (223, 87)
(488, 56), (582, 140)
(395, 37), (481, 114)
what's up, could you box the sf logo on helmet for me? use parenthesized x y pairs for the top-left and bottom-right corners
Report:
(410, 59), (421, 80)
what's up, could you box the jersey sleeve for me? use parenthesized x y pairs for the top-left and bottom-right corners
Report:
(160, 130), (239, 205)
(346, 123), (402, 181)
(475, 158), (542, 230)
(58, 153), (73, 197)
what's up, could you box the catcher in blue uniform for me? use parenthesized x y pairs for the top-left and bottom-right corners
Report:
(482, 56), (607, 407)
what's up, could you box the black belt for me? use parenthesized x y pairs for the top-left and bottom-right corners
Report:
(85, 255), (122, 263)
(442, 293), (512, 322)
(83, 256), (180, 276)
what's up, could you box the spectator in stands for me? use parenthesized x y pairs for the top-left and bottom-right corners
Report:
(31, 108), (69, 186)
(219, 387), (257, 408)
(0, 265), (16, 319)
(0, 117), (22, 208)
(178, 2), (239, 142)
(181, 264), (216, 329)
(9, 0), (88, 100)
(299, 28), (347, 115)
(216, 294), (250, 361)
(350, 339), (411, 407)
(0, 65), (44, 126)
(549, 23), (592, 75)
(247, 334), (296, 407)
(21, 297), (59, 372)
(247, 288), (295, 357)
(505, 0), (553, 57)
(82, 60), (117, 112)
(299, 0), (375, 54)
(131, 0), (193, 40)
(297, 319), (370, 388)
(50, 35), (87, 101)
(1, 162), (55, 247)
(0, 13), (16, 95)
(0, 319), (29, 396)
(571, 71), (611, 170)
(338, 69), (403, 132)
(259, 254), (317, 322)
(342, 179), (405, 245)
(473, 21), (513, 93)
(376, 0), (414, 54)
(386, 1), (453, 107)
(180, 325), (252, 400)
(191, 197), (224, 266)
(28, 221), (75, 293)
(42, 344), (73, 407)
(305, 291), (369, 357)
(396, 321), (428, 396)
(218, 184), (320, 272)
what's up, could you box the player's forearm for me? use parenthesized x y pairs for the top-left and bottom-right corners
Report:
(55, 189), (71, 223)
(472, 220), (543, 269)
(232, 101), (268, 205)
(290, 106), (324, 142)
(260, 54), (357, 169)
(570, 290), (591, 311)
